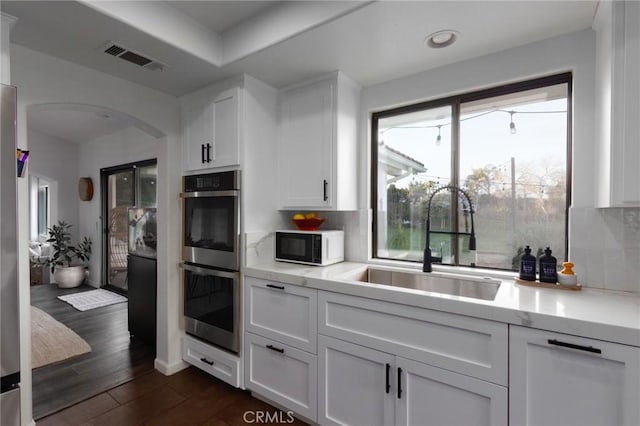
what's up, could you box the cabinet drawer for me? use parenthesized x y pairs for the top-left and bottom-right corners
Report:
(319, 291), (508, 385)
(245, 332), (317, 422)
(245, 277), (317, 353)
(182, 335), (241, 387)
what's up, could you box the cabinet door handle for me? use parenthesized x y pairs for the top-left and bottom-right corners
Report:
(323, 179), (328, 201)
(206, 143), (212, 163)
(547, 339), (602, 354)
(266, 284), (285, 290)
(201, 144), (206, 164)
(200, 357), (214, 366)
(385, 363), (391, 394)
(397, 367), (402, 399)
(266, 344), (285, 354)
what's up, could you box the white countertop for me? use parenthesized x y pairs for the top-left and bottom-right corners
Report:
(244, 261), (640, 347)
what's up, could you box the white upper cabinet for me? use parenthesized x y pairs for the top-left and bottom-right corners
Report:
(182, 86), (241, 171)
(594, 1), (640, 207)
(277, 71), (360, 210)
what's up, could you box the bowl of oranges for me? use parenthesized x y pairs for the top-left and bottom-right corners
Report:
(292, 212), (325, 231)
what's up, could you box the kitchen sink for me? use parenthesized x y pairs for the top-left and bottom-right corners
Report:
(348, 267), (501, 301)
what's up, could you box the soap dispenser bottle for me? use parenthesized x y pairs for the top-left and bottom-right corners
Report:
(519, 245), (537, 281)
(539, 247), (558, 283)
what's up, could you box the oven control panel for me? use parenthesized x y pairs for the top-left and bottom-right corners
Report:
(184, 170), (239, 192)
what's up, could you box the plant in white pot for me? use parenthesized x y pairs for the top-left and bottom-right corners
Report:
(44, 221), (92, 288)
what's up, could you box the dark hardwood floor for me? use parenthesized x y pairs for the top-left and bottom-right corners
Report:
(31, 284), (156, 420)
(37, 367), (309, 426)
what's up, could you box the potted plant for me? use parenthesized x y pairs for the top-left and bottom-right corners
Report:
(44, 221), (92, 288)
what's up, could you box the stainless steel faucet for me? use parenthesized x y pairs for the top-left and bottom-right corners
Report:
(423, 185), (476, 272)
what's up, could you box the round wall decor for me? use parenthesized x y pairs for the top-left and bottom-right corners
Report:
(78, 177), (94, 201)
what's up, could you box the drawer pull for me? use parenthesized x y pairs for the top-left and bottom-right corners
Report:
(547, 339), (602, 354)
(200, 357), (214, 366)
(397, 367), (403, 399)
(266, 344), (285, 354)
(323, 179), (328, 201)
(385, 363), (391, 394)
(266, 284), (285, 290)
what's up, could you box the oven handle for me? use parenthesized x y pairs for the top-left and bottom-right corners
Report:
(179, 262), (238, 280)
(180, 190), (239, 198)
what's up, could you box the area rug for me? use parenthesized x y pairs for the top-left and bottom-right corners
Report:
(57, 289), (127, 312)
(31, 306), (91, 369)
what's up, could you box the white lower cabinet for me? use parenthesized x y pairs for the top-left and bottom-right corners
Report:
(182, 335), (241, 387)
(318, 335), (507, 426)
(318, 335), (395, 426)
(319, 291), (508, 385)
(243, 278), (639, 426)
(245, 332), (317, 421)
(509, 325), (640, 426)
(244, 278), (319, 422)
(245, 277), (318, 353)
(396, 357), (507, 426)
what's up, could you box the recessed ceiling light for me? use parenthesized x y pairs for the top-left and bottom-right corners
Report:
(425, 30), (459, 49)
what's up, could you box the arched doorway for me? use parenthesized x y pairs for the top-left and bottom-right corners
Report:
(26, 102), (167, 419)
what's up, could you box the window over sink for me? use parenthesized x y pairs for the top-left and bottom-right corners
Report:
(371, 73), (571, 271)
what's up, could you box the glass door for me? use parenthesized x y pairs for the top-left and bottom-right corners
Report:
(105, 170), (134, 291)
(101, 160), (157, 292)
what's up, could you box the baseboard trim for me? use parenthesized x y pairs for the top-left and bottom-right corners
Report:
(154, 358), (189, 376)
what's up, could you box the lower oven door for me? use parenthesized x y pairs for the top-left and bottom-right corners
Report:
(181, 263), (240, 353)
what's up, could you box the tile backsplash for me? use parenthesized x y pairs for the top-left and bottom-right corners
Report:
(569, 207), (640, 293)
(277, 210), (370, 263)
(270, 207), (640, 294)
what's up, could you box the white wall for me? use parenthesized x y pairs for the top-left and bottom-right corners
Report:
(27, 129), (79, 241)
(242, 74), (283, 233)
(0, 13), (16, 83)
(354, 28), (640, 293)
(77, 126), (157, 287)
(11, 43), (184, 425)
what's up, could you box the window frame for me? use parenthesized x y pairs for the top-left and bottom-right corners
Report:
(371, 72), (573, 269)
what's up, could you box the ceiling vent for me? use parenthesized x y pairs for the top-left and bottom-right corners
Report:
(101, 41), (165, 71)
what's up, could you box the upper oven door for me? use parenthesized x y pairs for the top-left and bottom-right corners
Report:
(182, 190), (239, 270)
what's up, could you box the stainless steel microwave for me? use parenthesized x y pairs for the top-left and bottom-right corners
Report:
(275, 230), (344, 266)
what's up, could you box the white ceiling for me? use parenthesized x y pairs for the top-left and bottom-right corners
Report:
(1, 0), (598, 143)
(166, 1), (280, 34)
(27, 103), (164, 144)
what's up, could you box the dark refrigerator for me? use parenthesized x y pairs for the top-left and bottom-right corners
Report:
(1, 84), (21, 425)
(127, 208), (157, 349)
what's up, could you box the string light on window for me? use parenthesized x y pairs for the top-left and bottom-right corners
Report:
(379, 108), (566, 143)
(509, 111), (517, 134)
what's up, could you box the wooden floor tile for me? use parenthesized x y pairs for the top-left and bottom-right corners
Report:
(55, 393), (120, 425)
(31, 284), (155, 419)
(80, 385), (185, 426)
(206, 396), (294, 426)
(108, 371), (167, 405)
(39, 366), (310, 426)
(164, 367), (224, 398)
(144, 383), (244, 426)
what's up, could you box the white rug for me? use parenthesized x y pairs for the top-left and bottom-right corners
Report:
(57, 289), (127, 311)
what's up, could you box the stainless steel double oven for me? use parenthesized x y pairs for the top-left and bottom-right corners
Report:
(181, 170), (240, 353)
